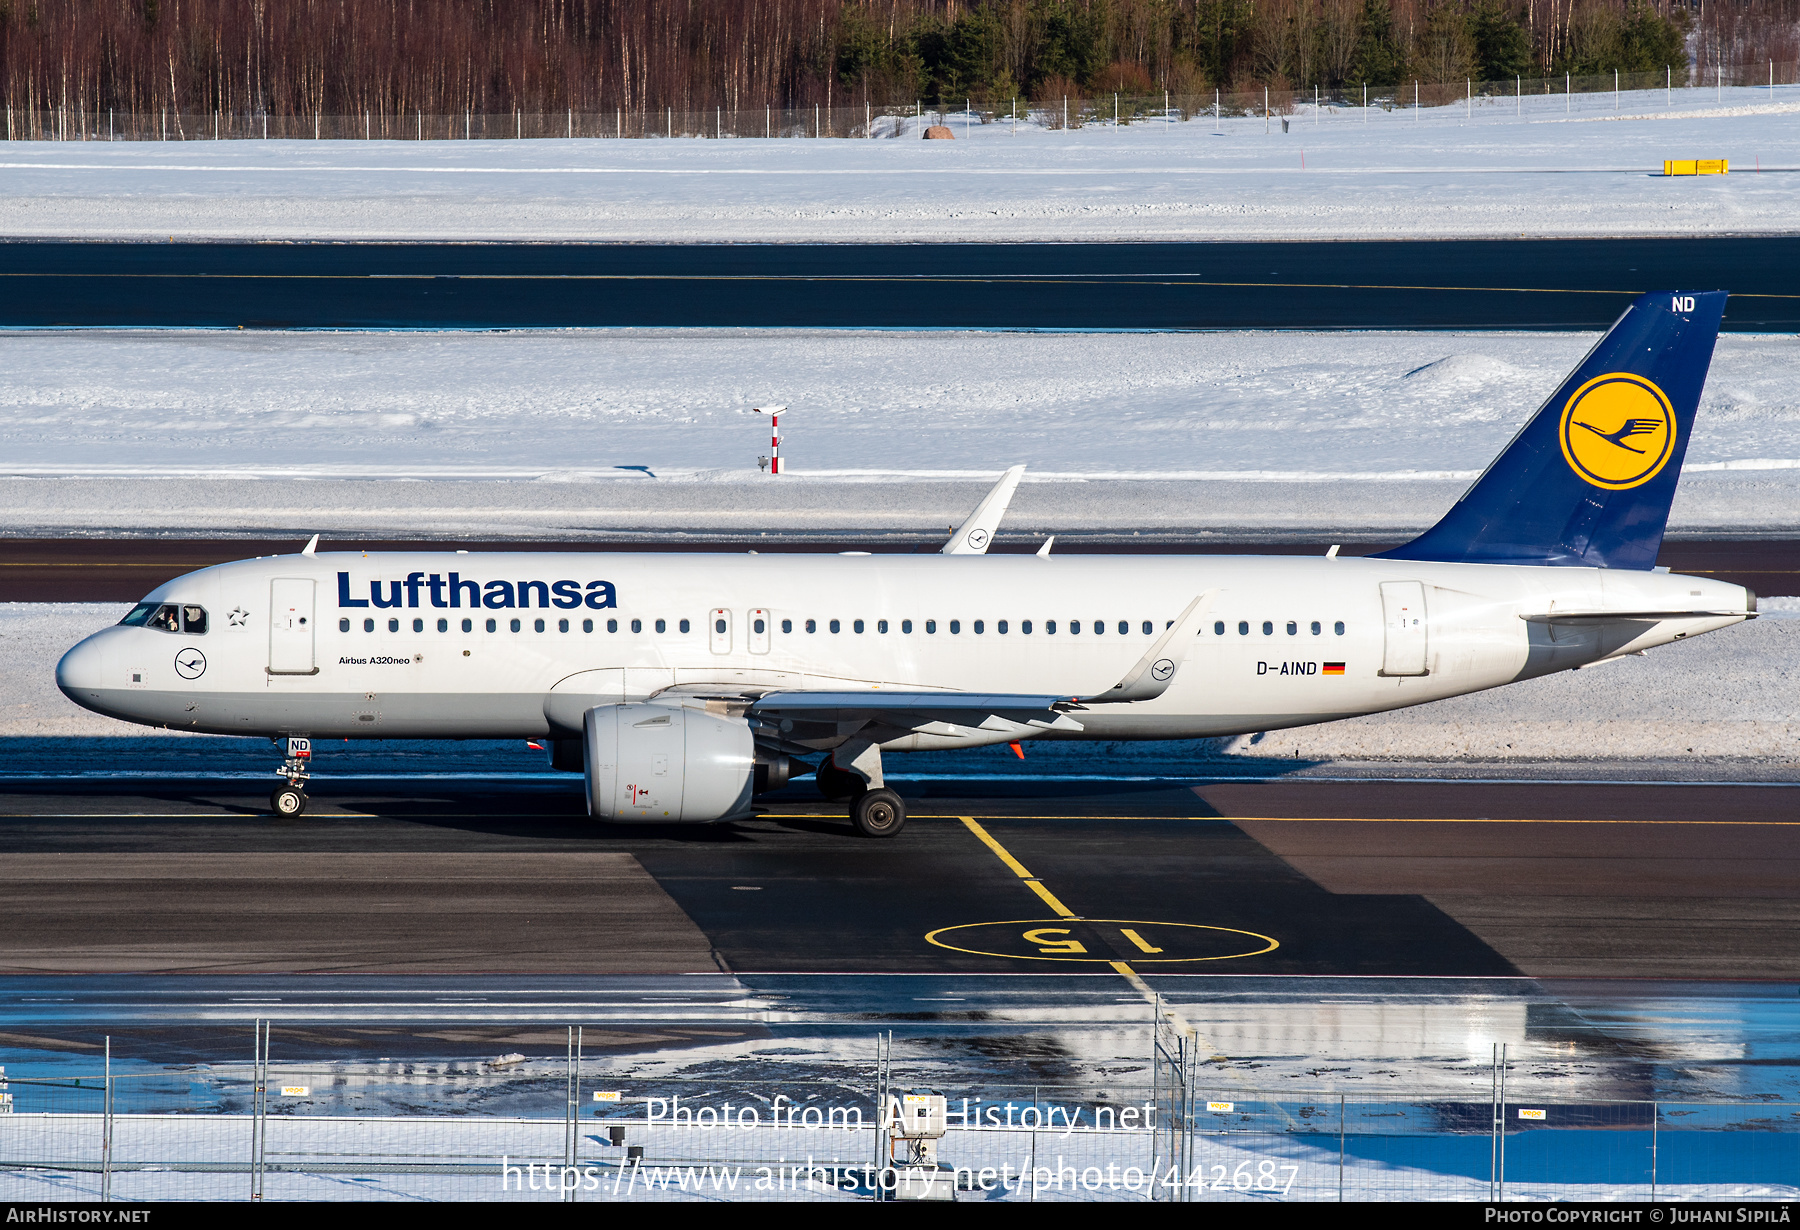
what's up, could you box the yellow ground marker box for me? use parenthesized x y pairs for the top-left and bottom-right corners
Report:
(1663, 160), (1729, 176)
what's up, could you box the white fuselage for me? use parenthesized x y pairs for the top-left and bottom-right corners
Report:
(56, 550), (1752, 749)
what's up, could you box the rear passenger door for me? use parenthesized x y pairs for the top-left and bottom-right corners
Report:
(1378, 581), (1428, 676)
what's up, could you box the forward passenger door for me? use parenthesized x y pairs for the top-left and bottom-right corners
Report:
(268, 578), (318, 676)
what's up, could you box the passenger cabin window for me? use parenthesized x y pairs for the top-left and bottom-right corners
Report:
(973, 620), (983, 634)
(655, 619), (667, 634)
(1046, 621), (1056, 634)
(829, 619), (840, 633)
(390, 618), (401, 633)
(510, 618), (522, 633)
(364, 618), (375, 633)
(949, 620), (961, 634)
(781, 618), (793, 634)
(486, 618), (498, 633)
(1070, 620), (1081, 635)
(853, 619), (865, 633)
(1335, 621), (1346, 635)
(1311, 621), (1321, 635)
(805, 619), (817, 633)
(1238, 621), (1249, 635)
(1022, 620), (1032, 634)
(679, 618), (690, 633)
(1287, 621), (1297, 636)
(631, 619), (642, 633)
(877, 620), (887, 633)
(997, 620), (1008, 634)
(901, 619), (913, 633)
(1142, 621), (1153, 635)
(1262, 621), (1274, 636)
(339, 618), (350, 632)
(1215, 621), (1225, 635)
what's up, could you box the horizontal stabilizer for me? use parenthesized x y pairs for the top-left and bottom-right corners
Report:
(1522, 609), (1751, 624)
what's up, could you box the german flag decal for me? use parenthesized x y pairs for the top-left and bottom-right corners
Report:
(1322, 662), (1345, 675)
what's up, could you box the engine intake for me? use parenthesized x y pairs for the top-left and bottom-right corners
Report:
(583, 703), (755, 823)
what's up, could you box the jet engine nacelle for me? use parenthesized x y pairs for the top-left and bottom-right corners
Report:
(583, 703), (756, 823)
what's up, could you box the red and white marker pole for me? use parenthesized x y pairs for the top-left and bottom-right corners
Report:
(755, 405), (787, 475)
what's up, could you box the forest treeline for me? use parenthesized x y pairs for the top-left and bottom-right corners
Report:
(2, 0), (1796, 117)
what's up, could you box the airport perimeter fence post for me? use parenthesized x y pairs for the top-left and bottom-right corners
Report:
(873, 1031), (890, 1197)
(1338, 1091), (1345, 1201)
(249, 1019), (269, 1201)
(564, 1026), (582, 1202)
(100, 1036), (112, 1202)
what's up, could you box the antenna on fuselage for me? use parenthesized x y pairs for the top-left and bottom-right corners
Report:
(301, 535), (319, 557)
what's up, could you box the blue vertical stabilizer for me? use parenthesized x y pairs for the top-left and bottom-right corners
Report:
(1378, 290), (1726, 569)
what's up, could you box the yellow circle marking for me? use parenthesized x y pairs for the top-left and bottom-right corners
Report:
(924, 918), (1279, 964)
(1557, 372), (1676, 491)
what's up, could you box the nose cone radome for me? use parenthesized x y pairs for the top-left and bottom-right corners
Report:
(56, 631), (112, 706)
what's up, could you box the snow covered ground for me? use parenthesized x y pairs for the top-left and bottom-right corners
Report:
(1, 86), (1797, 242)
(4, 327), (1800, 536)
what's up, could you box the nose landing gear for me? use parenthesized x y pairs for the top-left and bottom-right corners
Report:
(271, 736), (312, 817)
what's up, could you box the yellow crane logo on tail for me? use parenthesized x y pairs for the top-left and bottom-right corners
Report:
(1558, 372), (1677, 490)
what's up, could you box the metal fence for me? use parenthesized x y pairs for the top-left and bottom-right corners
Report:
(0, 1027), (1795, 1202)
(5, 61), (1795, 142)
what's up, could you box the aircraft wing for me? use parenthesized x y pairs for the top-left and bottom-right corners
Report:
(942, 465), (1025, 555)
(750, 690), (1075, 726)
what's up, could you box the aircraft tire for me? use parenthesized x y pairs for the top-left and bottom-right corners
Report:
(815, 762), (866, 802)
(850, 789), (906, 839)
(271, 785), (308, 817)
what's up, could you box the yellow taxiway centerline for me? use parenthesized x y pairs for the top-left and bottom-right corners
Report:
(955, 815), (1224, 1062)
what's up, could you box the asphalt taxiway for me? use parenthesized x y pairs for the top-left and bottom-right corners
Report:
(5, 238), (1799, 329)
(0, 776), (1794, 983)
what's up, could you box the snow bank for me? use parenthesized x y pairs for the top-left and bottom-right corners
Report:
(3, 327), (1797, 536)
(1, 86), (1797, 242)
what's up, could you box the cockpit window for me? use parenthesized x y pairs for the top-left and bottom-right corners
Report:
(122, 603), (207, 634)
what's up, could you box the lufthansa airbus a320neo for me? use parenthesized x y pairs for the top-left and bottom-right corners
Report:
(57, 292), (1752, 837)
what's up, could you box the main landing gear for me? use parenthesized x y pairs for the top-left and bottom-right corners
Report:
(271, 736), (312, 817)
(814, 747), (906, 838)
